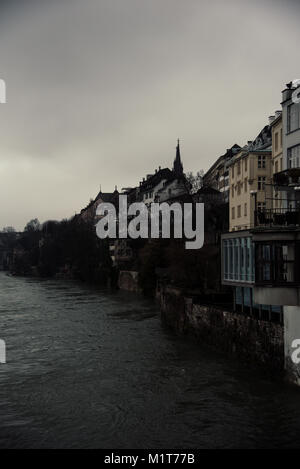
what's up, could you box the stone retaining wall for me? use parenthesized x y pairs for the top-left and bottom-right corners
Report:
(158, 284), (284, 373)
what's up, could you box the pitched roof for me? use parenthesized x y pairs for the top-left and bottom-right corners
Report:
(204, 144), (241, 177)
(139, 168), (175, 192)
(95, 191), (118, 203)
(80, 189), (119, 215)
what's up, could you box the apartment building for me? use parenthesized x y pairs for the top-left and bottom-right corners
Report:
(222, 83), (300, 385)
(203, 144), (241, 202)
(271, 112), (283, 174)
(272, 82), (300, 212)
(221, 230), (282, 321)
(252, 83), (300, 385)
(282, 81), (300, 172)
(229, 125), (272, 231)
(269, 112), (283, 211)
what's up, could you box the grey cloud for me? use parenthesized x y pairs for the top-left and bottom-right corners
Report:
(0, 0), (299, 229)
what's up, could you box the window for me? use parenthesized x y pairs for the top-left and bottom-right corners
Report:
(231, 184), (234, 197)
(287, 103), (300, 133)
(258, 176), (266, 190)
(257, 202), (266, 212)
(237, 205), (241, 218)
(244, 178), (247, 192)
(232, 207), (235, 219)
(258, 155), (266, 169)
(237, 161), (241, 175)
(280, 128), (282, 147)
(244, 159), (248, 172)
(237, 182), (241, 196)
(288, 144), (300, 169)
(275, 132), (278, 152)
(244, 203), (247, 216)
(255, 242), (299, 285)
(275, 161), (278, 173)
(232, 166), (234, 178)
(223, 236), (254, 283)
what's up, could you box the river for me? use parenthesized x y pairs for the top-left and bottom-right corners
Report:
(0, 272), (300, 449)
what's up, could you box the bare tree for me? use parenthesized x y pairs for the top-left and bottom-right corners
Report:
(186, 170), (204, 194)
(1, 226), (16, 233)
(24, 218), (41, 232)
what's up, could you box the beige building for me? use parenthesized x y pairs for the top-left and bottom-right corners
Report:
(229, 124), (273, 231)
(270, 112), (283, 210)
(203, 144), (241, 202)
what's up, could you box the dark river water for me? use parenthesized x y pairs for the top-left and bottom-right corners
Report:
(1, 272), (300, 449)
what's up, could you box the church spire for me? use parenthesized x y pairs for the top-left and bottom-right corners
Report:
(173, 139), (183, 177)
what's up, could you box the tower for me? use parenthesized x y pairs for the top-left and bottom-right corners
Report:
(173, 139), (184, 177)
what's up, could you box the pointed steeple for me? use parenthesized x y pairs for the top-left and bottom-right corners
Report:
(173, 139), (183, 177)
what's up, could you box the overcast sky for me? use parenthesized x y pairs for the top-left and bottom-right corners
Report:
(0, 0), (299, 230)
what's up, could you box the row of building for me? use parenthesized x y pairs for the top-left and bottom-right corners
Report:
(78, 80), (300, 383)
(203, 80), (300, 383)
(79, 139), (215, 264)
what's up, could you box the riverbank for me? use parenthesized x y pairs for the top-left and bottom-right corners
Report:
(155, 282), (285, 379)
(117, 271), (285, 377)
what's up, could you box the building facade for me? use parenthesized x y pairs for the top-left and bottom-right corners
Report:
(203, 144), (241, 202)
(221, 83), (300, 385)
(270, 112), (283, 211)
(221, 230), (282, 321)
(229, 124), (272, 232)
(282, 82), (300, 173)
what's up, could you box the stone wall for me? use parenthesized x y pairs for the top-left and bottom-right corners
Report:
(158, 284), (284, 373)
(157, 285), (187, 332)
(118, 270), (141, 293)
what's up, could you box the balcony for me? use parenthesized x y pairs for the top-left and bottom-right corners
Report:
(273, 168), (300, 188)
(255, 208), (300, 227)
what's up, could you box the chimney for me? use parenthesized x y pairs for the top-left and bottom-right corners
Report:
(275, 110), (282, 119)
(159, 166), (161, 171)
(282, 82), (294, 102)
(268, 115), (275, 125)
(247, 141), (253, 146)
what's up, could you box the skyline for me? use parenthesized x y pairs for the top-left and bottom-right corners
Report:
(0, 0), (299, 230)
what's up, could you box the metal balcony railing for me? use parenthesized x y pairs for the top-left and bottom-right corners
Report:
(255, 208), (300, 227)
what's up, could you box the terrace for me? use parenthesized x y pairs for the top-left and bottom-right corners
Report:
(255, 207), (300, 227)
